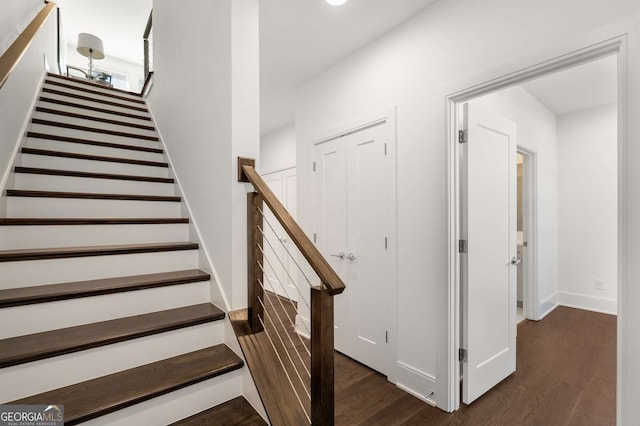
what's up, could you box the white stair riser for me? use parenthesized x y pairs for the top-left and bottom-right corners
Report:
(0, 322), (224, 402)
(25, 137), (165, 162)
(29, 123), (160, 149)
(33, 111), (158, 139)
(14, 174), (175, 197)
(43, 82), (147, 109)
(44, 79), (143, 102)
(0, 281), (211, 338)
(0, 250), (198, 288)
(19, 154), (169, 178)
(82, 371), (243, 426)
(37, 99), (152, 126)
(0, 223), (188, 250)
(7, 197), (180, 218)
(39, 92), (150, 118)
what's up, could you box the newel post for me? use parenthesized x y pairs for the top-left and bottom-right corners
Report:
(311, 285), (335, 425)
(247, 191), (264, 332)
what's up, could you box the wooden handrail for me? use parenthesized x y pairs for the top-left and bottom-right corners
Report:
(0, 2), (57, 90)
(239, 159), (346, 296)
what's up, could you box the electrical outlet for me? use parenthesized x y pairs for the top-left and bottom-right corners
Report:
(595, 279), (605, 290)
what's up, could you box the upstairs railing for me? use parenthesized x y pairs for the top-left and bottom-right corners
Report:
(140, 10), (153, 97)
(143, 10), (153, 82)
(238, 157), (345, 425)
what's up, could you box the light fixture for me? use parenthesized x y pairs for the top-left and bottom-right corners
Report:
(76, 33), (105, 80)
(326, 0), (348, 5)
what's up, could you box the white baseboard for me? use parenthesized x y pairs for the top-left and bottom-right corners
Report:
(0, 70), (47, 215)
(538, 292), (559, 320)
(558, 291), (617, 315)
(295, 314), (310, 339)
(395, 361), (437, 406)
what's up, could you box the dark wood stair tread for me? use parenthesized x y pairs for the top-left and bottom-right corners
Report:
(14, 166), (174, 184)
(31, 118), (159, 141)
(44, 79), (146, 104)
(0, 303), (224, 368)
(39, 97), (151, 121)
(6, 189), (180, 202)
(0, 269), (207, 308)
(11, 345), (244, 425)
(170, 397), (267, 426)
(46, 73), (142, 97)
(21, 147), (167, 167)
(27, 132), (162, 153)
(0, 218), (189, 226)
(42, 87), (148, 112)
(35, 106), (155, 131)
(0, 241), (198, 262)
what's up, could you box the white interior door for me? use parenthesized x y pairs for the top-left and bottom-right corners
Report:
(462, 104), (518, 404)
(313, 138), (348, 345)
(314, 122), (390, 375)
(343, 123), (390, 374)
(262, 169), (298, 300)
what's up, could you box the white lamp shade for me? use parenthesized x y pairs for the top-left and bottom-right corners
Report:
(77, 33), (105, 59)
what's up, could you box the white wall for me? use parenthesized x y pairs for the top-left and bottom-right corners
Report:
(0, 7), (58, 214)
(148, 0), (259, 311)
(470, 86), (559, 315)
(294, 0), (640, 417)
(260, 123), (296, 174)
(0, 0), (42, 56)
(558, 104), (617, 314)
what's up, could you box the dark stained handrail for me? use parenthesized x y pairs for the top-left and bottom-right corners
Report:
(240, 161), (346, 296)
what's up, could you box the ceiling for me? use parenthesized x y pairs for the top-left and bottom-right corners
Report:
(260, 0), (440, 135)
(521, 54), (617, 115)
(52, 1), (615, 132)
(55, 0), (152, 64)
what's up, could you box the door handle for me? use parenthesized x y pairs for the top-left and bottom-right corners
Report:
(347, 253), (357, 261)
(511, 257), (522, 265)
(331, 252), (346, 259)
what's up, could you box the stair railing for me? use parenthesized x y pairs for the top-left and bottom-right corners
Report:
(143, 10), (153, 82)
(238, 157), (345, 425)
(0, 1), (57, 90)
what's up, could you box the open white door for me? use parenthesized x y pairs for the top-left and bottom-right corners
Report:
(461, 103), (518, 404)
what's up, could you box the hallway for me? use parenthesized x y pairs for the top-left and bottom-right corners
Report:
(334, 306), (615, 425)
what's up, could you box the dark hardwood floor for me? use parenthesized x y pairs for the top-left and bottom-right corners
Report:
(334, 306), (616, 425)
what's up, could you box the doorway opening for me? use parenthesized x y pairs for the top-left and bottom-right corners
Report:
(447, 37), (623, 412)
(516, 148), (536, 323)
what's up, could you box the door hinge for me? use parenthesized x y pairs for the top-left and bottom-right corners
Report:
(458, 239), (468, 253)
(459, 348), (467, 362)
(313, 233), (317, 243)
(385, 237), (388, 249)
(386, 331), (389, 343)
(313, 161), (316, 172)
(458, 130), (468, 144)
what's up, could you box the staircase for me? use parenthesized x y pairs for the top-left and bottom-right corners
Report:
(0, 74), (265, 425)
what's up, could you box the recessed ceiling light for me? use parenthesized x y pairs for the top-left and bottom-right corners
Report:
(326, 0), (348, 6)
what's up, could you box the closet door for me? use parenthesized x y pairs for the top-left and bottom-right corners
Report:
(262, 169), (298, 301)
(313, 122), (390, 375)
(313, 137), (348, 347)
(262, 172), (288, 298)
(343, 122), (390, 375)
